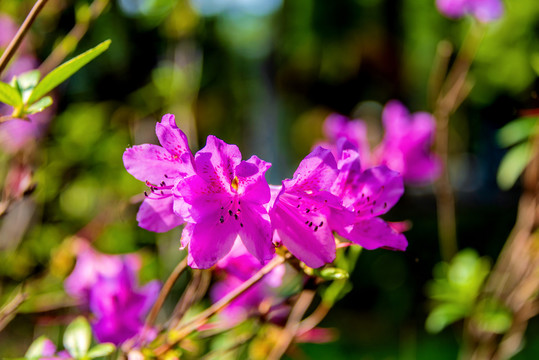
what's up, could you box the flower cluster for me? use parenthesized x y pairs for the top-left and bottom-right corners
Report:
(319, 100), (441, 186)
(124, 114), (407, 270)
(64, 242), (160, 345)
(435, 0), (504, 22)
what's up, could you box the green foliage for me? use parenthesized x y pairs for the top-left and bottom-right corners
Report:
(496, 116), (538, 190)
(0, 79), (22, 106)
(425, 249), (491, 333)
(28, 40), (111, 104)
(24, 336), (53, 359)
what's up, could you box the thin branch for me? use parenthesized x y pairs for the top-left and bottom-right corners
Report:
(0, 0), (49, 77)
(0, 289), (28, 332)
(38, 0), (110, 75)
(145, 257), (189, 328)
(297, 301), (331, 336)
(267, 289), (316, 360)
(154, 255), (286, 356)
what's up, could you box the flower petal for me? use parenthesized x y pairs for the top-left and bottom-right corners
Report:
(184, 217), (239, 269)
(238, 203), (274, 263)
(271, 193), (336, 268)
(284, 146), (338, 193)
(136, 197), (184, 233)
(235, 155), (271, 204)
(338, 217), (407, 251)
(156, 114), (192, 157)
(194, 136), (242, 193)
(123, 144), (185, 184)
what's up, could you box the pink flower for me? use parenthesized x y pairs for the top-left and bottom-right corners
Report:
(210, 240), (286, 325)
(270, 142), (407, 268)
(436, 0), (504, 22)
(321, 100), (441, 185)
(175, 136), (275, 269)
(123, 114), (195, 232)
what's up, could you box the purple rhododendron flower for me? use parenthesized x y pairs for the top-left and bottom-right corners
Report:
(321, 100), (441, 185)
(123, 114), (195, 232)
(65, 244), (160, 345)
(64, 242), (124, 301)
(89, 261), (160, 345)
(436, 0), (504, 22)
(270, 147), (350, 268)
(271, 142), (407, 268)
(210, 240), (286, 325)
(175, 135), (275, 269)
(330, 139), (408, 251)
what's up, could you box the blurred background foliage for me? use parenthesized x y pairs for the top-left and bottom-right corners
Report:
(0, 0), (539, 358)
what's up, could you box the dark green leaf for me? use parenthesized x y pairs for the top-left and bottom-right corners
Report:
(28, 40), (111, 104)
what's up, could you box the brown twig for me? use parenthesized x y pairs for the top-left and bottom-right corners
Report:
(168, 269), (211, 329)
(267, 289), (316, 360)
(154, 255), (286, 356)
(145, 257), (189, 328)
(433, 23), (484, 261)
(297, 300), (331, 336)
(0, 288), (28, 332)
(0, 0), (49, 77)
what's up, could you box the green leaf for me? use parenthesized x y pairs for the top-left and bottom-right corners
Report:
(15, 70), (41, 103)
(63, 316), (92, 358)
(472, 298), (512, 334)
(425, 303), (468, 333)
(497, 117), (538, 148)
(315, 267), (349, 280)
(26, 96), (53, 114)
(0, 81), (22, 107)
(497, 142), (532, 190)
(28, 39), (111, 104)
(25, 335), (54, 358)
(86, 343), (116, 358)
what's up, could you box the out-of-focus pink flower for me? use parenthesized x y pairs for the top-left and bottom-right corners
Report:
(436, 0), (504, 22)
(64, 244), (160, 345)
(210, 240), (286, 326)
(320, 100), (441, 185)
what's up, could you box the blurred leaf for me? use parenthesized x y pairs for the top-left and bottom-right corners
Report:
(425, 249), (491, 333)
(25, 335), (54, 359)
(472, 298), (512, 334)
(497, 142), (532, 190)
(496, 117), (538, 148)
(425, 303), (468, 333)
(315, 267), (349, 280)
(26, 96), (53, 114)
(28, 40), (111, 104)
(63, 316), (91, 358)
(0, 81), (22, 107)
(86, 343), (116, 358)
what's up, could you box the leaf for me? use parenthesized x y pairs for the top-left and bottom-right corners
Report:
(425, 303), (468, 333)
(0, 81), (22, 107)
(315, 267), (349, 280)
(15, 70), (41, 103)
(26, 96), (53, 114)
(497, 142), (532, 190)
(28, 39), (111, 104)
(496, 117), (538, 148)
(25, 335), (55, 358)
(86, 343), (116, 358)
(63, 316), (91, 358)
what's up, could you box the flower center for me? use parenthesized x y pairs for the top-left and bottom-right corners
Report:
(231, 176), (239, 191)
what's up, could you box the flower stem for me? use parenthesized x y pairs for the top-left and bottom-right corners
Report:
(154, 255), (286, 356)
(433, 23), (484, 262)
(145, 257), (188, 328)
(0, 0), (49, 77)
(267, 289), (316, 360)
